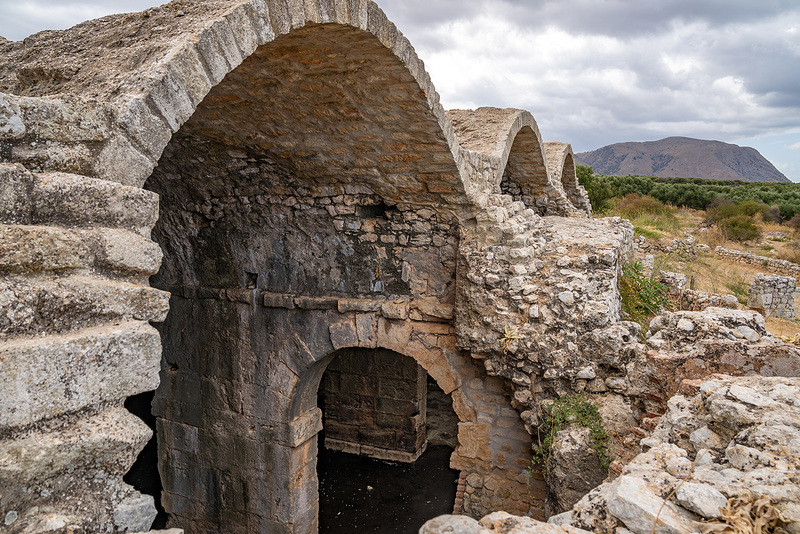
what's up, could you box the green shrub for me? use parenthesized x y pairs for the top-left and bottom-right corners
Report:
(718, 215), (761, 242)
(634, 226), (661, 239)
(619, 261), (671, 329)
(531, 393), (610, 474)
(613, 193), (671, 219)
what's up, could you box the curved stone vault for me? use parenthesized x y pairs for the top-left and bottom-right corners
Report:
(0, 1), (599, 533)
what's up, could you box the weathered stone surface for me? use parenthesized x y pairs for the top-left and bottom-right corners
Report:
(0, 321), (161, 428)
(112, 494), (157, 533)
(420, 514), (487, 534)
(545, 426), (607, 517)
(674, 482), (727, 519)
(606, 476), (698, 534)
(564, 376), (800, 534)
(0, 93), (25, 138)
(420, 511), (596, 534)
(0, 274), (169, 339)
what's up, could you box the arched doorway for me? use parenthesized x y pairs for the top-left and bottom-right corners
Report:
(317, 347), (459, 533)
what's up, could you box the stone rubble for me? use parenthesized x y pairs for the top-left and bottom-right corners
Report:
(563, 375), (800, 534)
(425, 375), (800, 534)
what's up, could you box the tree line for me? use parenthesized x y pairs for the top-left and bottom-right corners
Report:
(577, 165), (800, 220)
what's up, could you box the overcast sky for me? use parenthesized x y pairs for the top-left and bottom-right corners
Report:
(1, 0), (799, 181)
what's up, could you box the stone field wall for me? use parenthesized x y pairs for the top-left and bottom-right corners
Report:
(715, 245), (800, 277)
(747, 272), (797, 319)
(657, 271), (739, 311)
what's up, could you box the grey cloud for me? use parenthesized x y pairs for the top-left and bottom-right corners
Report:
(499, 0), (799, 37)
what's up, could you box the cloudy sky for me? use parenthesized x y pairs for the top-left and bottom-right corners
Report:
(2, 0), (799, 181)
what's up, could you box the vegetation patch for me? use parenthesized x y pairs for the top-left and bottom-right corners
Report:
(619, 261), (672, 331)
(531, 393), (610, 473)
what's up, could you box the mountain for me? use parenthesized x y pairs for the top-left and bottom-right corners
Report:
(575, 137), (789, 183)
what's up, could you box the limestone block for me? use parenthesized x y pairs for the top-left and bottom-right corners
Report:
(90, 227), (163, 275)
(0, 321), (161, 428)
(606, 476), (698, 534)
(0, 274), (170, 339)
(420, 514), (487, 534)
(94, 135), (156, 188)
(329, 319), (358, 350)
(30, 171), (160, 233)
(675, 482), (727, 519)
(15, 95), (111, 142)
(545, 426), (607, 516)
(0, 405), (151, 504)
(0, 224), (88, 272)
(0, 163), (35, 224)
(480, 511), (593, 534)
(0, 93), (25, 138)
(10, 141), (93, 175)
(114, 96), (172, 161)
(220, 4), (260, 60)
(113, 494), (157, 533)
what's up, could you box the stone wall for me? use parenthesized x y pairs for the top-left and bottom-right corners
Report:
(321, 348), (428, 462)
(0, 162), (168, 532)
(0, 0), (600, 532)
(747, 272), (797, 319)
(657, 271), (739, 311)
(715, 245), (800, 277)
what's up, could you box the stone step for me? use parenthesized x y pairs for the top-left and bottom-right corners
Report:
(0, 320), (161, 429)
(0, 274), (170, 340)
(0, 224), (162, 276)
(0, 404), (151, 503)
(0, 163), (159, 234)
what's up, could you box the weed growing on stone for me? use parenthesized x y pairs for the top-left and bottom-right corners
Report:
(501, 325), (521, 353)
(619, 261), (671, 330)
(530, 393), (610, 475)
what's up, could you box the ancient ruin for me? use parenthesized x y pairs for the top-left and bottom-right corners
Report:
(1, 1), (799, 534)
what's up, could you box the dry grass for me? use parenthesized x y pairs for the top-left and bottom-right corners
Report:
(626, 208), (800, 339)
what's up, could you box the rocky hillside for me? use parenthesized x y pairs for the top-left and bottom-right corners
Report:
(576, 137), (789, 182)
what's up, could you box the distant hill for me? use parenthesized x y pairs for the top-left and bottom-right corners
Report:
(575, 137), (789, 183)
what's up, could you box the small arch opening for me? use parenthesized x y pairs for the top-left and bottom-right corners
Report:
(317, 347), (459, 533)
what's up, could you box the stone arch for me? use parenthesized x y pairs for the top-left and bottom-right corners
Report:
(446, 107), (575, 215)
(96, 0), (474, 213)
(133, 3), (526, 532)
(544, 142), (591, 216)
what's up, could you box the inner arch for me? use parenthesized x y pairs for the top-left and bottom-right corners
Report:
(499, 126), (551, 212)
(174, 23), (467, 210)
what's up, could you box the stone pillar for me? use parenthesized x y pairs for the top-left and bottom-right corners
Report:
(321, 348), (428, 462)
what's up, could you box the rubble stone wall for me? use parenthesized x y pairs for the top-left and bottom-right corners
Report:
(716, 245), (800, 277)
(657, 271), (739, 311)
(747, 272), (797, 319)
